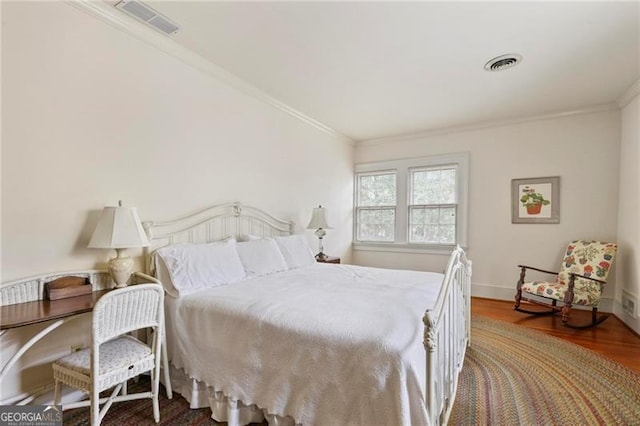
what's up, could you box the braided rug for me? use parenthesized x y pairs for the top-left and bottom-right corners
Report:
(449, 316), (640, 425)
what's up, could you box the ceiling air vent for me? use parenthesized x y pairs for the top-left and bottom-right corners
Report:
(484, 54), (522, 72)
(115, 0), (180, 36)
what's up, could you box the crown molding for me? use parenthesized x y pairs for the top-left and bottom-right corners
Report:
(63, 1), (634, 148)
(65, 0), (354, 146)
(617, 79), (640, 108)
(358, 103), (620, 147)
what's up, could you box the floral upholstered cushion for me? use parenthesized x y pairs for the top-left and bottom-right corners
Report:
(522, 240), (617, 307)
(521, 280), (602, 306)
(557, 240), (617, 287)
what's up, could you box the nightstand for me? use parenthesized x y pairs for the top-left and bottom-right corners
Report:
(316, 256), (341, 264)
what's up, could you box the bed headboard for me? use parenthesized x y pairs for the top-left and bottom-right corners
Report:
(142, 201), (295, 274)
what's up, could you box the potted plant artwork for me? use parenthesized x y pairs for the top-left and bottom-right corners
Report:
(520, 186), (550, 215)
(511, 176), (559, 224)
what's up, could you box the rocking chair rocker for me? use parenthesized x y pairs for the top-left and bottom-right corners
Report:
(514, 240), (617, 329)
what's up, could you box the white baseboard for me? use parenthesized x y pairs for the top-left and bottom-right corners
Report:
(471, 282), (516, 301)
(0, 382), (85, 406)
(471, 282), (614, 312)
(34, 388), (87, 407)
(471, 282), (640, 334)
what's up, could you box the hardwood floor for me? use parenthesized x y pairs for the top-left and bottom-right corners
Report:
(472, 297), (640, 374)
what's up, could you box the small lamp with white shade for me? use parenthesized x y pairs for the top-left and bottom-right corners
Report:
(88, 201), (150, 288)
(306, 205), (332, 261)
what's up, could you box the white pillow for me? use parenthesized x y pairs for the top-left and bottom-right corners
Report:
(155, 239), (245, 297)
(236, 238), (288, 277)
(153, 250), (180, 297)
(274, 235), (316, 269)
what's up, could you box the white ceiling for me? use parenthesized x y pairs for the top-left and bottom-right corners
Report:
(117, 1), (639, 141)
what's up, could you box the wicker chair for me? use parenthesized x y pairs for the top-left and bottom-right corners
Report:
(514, 240), (617, 329)
(53, 284), (164, 425)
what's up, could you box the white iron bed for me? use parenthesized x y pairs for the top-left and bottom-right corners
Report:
(143, 202), (471, 425)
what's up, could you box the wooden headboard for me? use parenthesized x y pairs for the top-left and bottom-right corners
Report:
(142, 201), (295, 274)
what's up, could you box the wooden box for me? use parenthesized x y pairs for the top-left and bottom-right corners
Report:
(45, 276), (92, 300)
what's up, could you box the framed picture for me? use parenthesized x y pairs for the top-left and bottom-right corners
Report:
(511, 176), (560, 224)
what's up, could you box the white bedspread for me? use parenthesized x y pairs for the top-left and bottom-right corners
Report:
(166, 263), (443, 426)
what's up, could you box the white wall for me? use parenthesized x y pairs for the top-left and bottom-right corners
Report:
(0, 2), (353, 399)
(355, 110), (621, 305)
(616, 93), (640, 333)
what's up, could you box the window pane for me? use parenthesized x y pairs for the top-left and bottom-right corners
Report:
(409, 206), (455, 244)
(358, 173), (396, 206)
(357, 209), (395, 242)
(411, 168), (456, 204)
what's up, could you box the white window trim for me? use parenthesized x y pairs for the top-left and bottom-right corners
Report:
(354, 152), (469, 254)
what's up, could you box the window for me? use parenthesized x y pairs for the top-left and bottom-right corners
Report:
(409, 166), (457, 244)
(354, 153), (468, 252)
(355, 172), (396, 242)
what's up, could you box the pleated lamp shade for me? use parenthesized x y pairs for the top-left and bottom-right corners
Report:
(88, 202), (149, 288)
(306, 205), (332, 230)
(88, 204), (149, 249)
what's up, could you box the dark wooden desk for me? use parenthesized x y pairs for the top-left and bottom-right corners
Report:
(0, 290), (113, 401)
(0, 273), (172, 403)
(0, 290), (110, 330)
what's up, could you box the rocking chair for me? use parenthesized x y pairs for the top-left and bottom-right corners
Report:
(514, 240), (617, 329)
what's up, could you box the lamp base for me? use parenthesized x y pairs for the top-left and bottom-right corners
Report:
(109, 249), (134, 288)
(314, 230), (327, 262)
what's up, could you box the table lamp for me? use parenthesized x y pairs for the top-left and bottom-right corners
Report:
(88, 201), (150, 288)
(306, 205), (332, 261)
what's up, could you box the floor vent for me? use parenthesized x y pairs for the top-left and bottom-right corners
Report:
(115, 0), (180, 36)
(622, 289), (638, 318)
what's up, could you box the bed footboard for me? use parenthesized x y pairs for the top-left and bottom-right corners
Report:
(423, 246), (472, 425)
